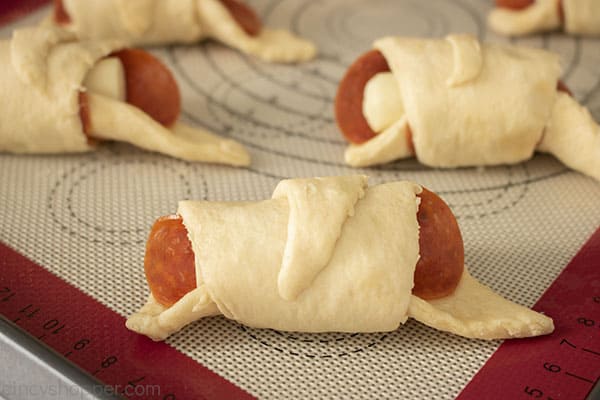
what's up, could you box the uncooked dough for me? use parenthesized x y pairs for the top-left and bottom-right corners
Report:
(347, 34), (560, 168)
(344, 34), (600, 182)
(0, 26), (250, 166)
(48, 0), (317, 63)
(126, 176), (554, 341)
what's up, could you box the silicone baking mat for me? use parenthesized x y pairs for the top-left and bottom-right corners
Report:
(1, 1), (599, 399)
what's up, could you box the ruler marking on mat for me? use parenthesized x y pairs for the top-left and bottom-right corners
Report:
(0, 242), (255, 400)
(457, 227), (600, 400)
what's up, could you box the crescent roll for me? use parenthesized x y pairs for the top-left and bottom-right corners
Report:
(126, 176), (553, 341)
(48, 0), (316, 63)
(0, 27), (250, 166)
(489, 0), (600, 37)
(338, 34), (600, 182)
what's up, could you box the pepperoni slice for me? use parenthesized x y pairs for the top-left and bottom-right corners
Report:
(495, 0), (535, 10)
(413, 188), (465, 300)
(53, 0), (71, 24)
(219, 0), (262, 37)
(112, 49), (181, 127)
(78, 50), (181, 137)
(557, 80), (572, 96)
(144, 215), (197, 307)
(496, 0), (565, 21)
(335, 50), (391, 145)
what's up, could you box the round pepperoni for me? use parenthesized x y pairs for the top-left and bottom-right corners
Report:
(495, 0), (535, 10)
(144, 215), (197, 307)
(335, 50), (391, 144)
(413, 188), (464, 300)
(53, 0), (71, 24)
(112, 49), (181, 127)
(219, 0), (262, 37)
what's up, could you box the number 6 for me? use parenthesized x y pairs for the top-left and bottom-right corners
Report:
(524, 386), (543, 398)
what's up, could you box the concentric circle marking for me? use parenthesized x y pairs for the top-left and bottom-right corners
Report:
(239, 325), (391, 358)
(47, 151), (207, 245)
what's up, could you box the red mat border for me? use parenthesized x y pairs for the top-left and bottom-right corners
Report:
(0, 242), (255, 400)
(0, 3), (244, 398)
(457, 227), (600, 400)
(1, 2), (598, 399)
(2, 230), (597, 400)
(0, 0), (49, 27)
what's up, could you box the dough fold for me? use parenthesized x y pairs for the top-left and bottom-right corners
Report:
(408, 269), (553, 339)
(126, 176), (554, 342)
(345, 117), (413, 167)
(0, 27), (120, 153)
(87, 94), (250, 165)
(272, 176), (368, 301)
(49, 0), (316, 63)
(445, 34), (483, 87)
(538, 92), (600, 182)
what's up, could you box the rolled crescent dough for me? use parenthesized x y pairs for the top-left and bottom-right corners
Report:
(345, 34), (600, 182)
(126, 176), (553, 341)
(489, 0), (600, 36)
(0, 26), (250, 166)
(48, 0), (316, 63)
(347, 34), (560, 167)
